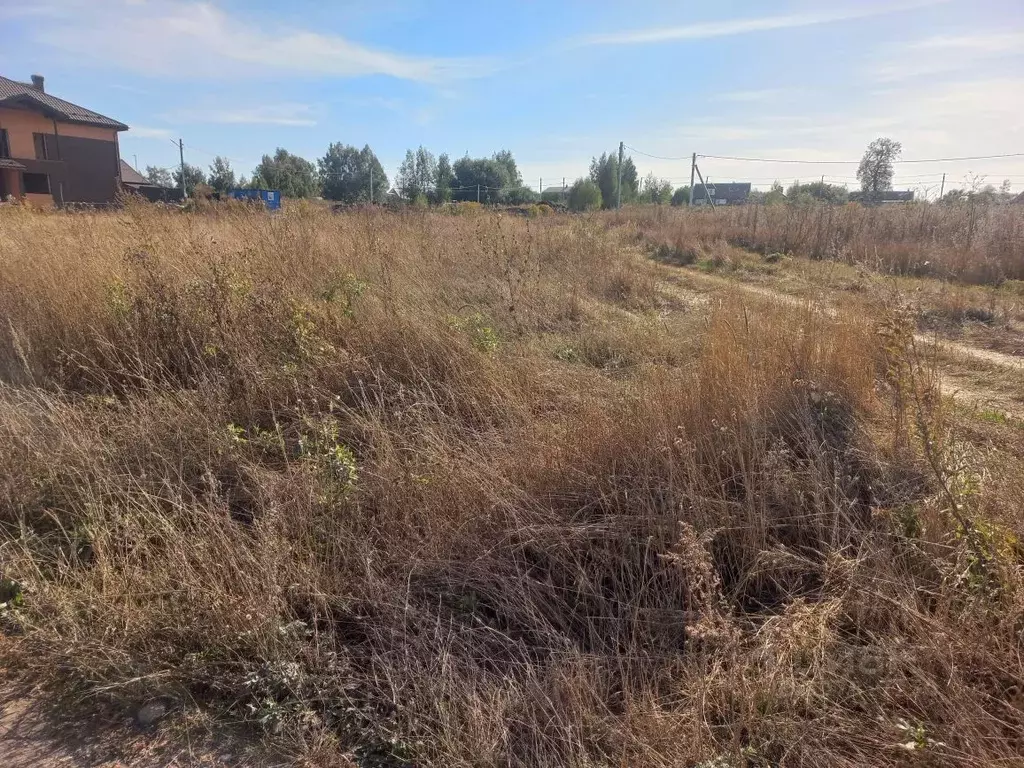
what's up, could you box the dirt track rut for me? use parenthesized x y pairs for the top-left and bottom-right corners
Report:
(662, 269), (1024, 416)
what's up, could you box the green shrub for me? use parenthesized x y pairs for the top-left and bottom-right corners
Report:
(567, 178), (602, 212)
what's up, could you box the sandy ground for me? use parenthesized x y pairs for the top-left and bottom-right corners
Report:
(0, 672), (263, 767)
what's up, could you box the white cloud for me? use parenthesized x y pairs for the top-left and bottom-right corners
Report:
(870, 30), (1024, 81)
(28, 0), (492, 83)
(576, 1), (949, 46)
(908, 31), (1024, 52)
(166, 104), (318, 127)
(123, 126), (174, 139)
(714, 89), (798, 104)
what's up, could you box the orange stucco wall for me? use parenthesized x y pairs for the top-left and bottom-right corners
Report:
(0, 106), (118, 158)
(24, 192), (54, 209)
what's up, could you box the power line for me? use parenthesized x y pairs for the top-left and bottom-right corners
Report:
(698, 153), (854, 165)
(624, 145), (691, 161)
(697, 151), (1024, 165)
(626, 142), (1024, 166)
(182, 144), (251, 165)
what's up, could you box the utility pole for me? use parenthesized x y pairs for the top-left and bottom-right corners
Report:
(370, 165), (373, 204)
(476, 184), (480, 204)
(694, 163), (715, 210)
(616, 141), (624, 209)
(689, 152), (696, 207)
(939, 172), (946, 199)
(178, 138), (187, 199)
(540, 177), (543, 195)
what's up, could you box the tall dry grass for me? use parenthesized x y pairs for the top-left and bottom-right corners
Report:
(622, 202), (1024, 285)
(1, 203), (1022, 766)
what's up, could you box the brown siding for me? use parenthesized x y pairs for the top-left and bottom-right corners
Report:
(0, 106), (122, 204)
(53, 134), (120, 204)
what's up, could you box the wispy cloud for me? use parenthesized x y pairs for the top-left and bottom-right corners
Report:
(576, 1), (948, 46)
(166, 104), (319, 127)
(870, 29), (1024, 81)
(27, 0), (493, 83)
(123, 126), (174, 140)
(714, 88), (798, 103)
(907, 31), (1024, 52)
(336, 96), (438, 126)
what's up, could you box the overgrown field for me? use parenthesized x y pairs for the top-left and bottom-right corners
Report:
(624, 202), (1024, 285)
(1, 204), (1023, 766)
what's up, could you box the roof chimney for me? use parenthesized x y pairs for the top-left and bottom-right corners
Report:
(30, 74), (45, 92)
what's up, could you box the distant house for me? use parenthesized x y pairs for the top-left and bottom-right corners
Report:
(0, 73), (129, 206)
(120, 159), (183, 203)
(541, 185), (569, 202)
(849, 190), (915, 204)
(692, 182), (751, 206)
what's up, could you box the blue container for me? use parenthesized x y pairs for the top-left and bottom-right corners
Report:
(228, 188), (282, 211)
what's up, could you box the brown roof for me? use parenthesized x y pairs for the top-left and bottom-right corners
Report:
(0, 75), (128, 131)
(0, 158), (26, 170)
(119, 159), (152, 186)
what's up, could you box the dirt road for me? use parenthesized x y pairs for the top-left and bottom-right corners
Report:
(660, 268), (1024, 417)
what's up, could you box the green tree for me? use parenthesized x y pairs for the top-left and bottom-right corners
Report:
(435, 154), (455, 204)
(319, 143), (388, 204)
(857, 137), (902, 197)
(670, 186), (690, 206)
(567, 178), (602, 212)
(452, 152), (522, 203)
(589, 150), (638, 209)
(396, 146), (438, 201)
(252, 149), (319, 198)
(207, 156), (236, 194)
(499, 185), (539, 205)
(145, 165), (173, 188)
(172, 163), (206, 197)
(764, 181), (787, 205)
(491, 149), (522, 187)
(785, 180), (849, 204)
(939, 188), (966, 204)
(641, 173), (673, 205)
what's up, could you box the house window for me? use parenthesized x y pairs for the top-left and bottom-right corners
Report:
(33, 133), (56, 160)
(0, 129), (9, 158)
(23, 173), (51, 195)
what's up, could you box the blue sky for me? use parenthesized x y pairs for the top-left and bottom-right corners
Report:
(3, 0), (1023, 196)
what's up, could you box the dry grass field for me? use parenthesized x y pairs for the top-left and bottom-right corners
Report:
(1, 202), (1023, 766)
(621, 201), (1024, 284)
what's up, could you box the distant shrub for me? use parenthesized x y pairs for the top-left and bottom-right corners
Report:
(500, 186), (540, 205)
(567, 178), (602, 212)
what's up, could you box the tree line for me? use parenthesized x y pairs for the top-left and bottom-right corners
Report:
(144, 143), (697, 210)
(145, 137), (1017, 207)
(146, 145), (535, 205)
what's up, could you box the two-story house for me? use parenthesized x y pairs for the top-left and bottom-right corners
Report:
(0, 74), (128, 207)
